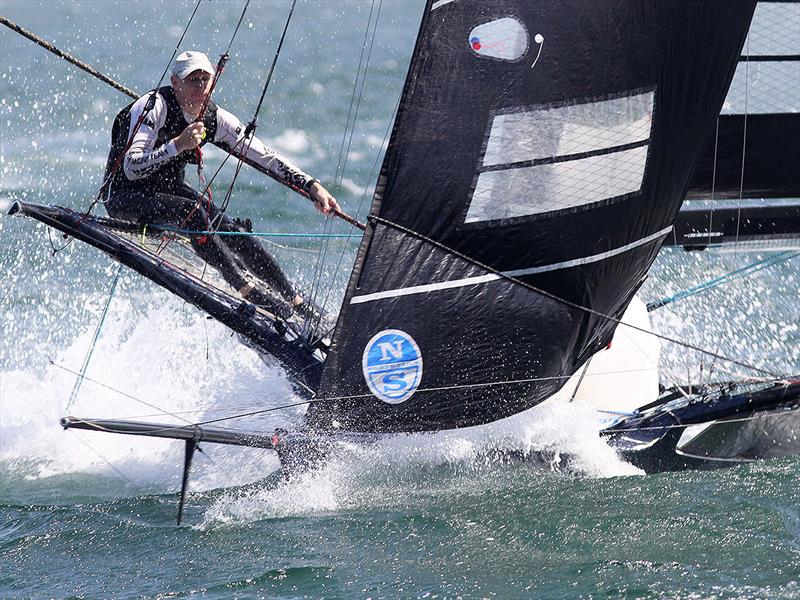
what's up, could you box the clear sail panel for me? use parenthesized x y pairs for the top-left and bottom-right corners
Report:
(482, 91), (654, 166)
(743, 1), (800, 56)
(466, 90), (653, 223)
(722, 61), (800, 114)
(466, 146), (648, 222)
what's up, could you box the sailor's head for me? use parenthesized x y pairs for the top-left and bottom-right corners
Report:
(170, 51), (215, 111)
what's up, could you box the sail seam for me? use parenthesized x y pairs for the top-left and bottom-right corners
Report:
(479, 139), (650, 173)
(350, 225), (672, 304)
(738, 55), (800, 61)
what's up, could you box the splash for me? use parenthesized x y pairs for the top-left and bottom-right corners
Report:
(201, 400), (641, 528)
(0, 289), (300, 496)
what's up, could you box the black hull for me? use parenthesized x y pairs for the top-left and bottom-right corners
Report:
(604, 380), (800, 473)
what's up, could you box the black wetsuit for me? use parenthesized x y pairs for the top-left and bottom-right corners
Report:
(103, 85), (318, 309)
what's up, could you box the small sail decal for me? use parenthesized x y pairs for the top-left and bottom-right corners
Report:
(689, 1), (800, 200)
(468, 17), (529, 62)
(307, 0), (757, 433)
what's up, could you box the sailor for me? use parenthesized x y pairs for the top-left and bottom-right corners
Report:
(103, 50), (339, 318)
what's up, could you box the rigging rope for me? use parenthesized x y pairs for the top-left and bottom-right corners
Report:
(301, 0), (377, 336)
(65, 265), (123, 412)
(65, 374), (799, 437)
(333, 0), (380, 188)
(371, 215), (783, 379)
(308, 93), (402, 348)
(54, 359), (226, 427)
(647, 251), (800, 311)
(67, 430), (139, 488)
(157, 0), (252, 254)
(59, 348), (761, 430)
(0, 16), (138, 99)
(705, 35), (752, 386)
(308, 0), (385, 340)
(208, 0), (298, 228)
(65, 399), (800, 444)
(153, 226), (361, 238)
(697, 116), (722, 382)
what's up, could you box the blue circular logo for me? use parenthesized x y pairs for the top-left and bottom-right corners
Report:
(362, 329), (423, 404)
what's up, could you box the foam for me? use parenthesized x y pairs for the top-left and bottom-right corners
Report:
(200, 400), (641, 528)
(0, 290), (299, 494)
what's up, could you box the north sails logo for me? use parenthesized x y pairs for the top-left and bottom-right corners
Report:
(362, 329), (423, 404)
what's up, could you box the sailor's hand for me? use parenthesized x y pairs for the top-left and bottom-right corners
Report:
(174, 122), (206, 153)
(309, 181), (340, 216)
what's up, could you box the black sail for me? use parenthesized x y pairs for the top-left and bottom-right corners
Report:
(306, 0), (757, 433)
(688, 0), (800, 200)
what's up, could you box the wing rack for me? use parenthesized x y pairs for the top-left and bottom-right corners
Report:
(8, 201), (324, 393)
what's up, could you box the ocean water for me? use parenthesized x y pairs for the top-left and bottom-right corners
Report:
(1, 1), (799, 598)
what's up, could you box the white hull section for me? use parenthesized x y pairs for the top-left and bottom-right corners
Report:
(540, 296), (660, 428)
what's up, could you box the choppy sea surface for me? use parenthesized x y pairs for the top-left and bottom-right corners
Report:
(1, 2), (798, 598)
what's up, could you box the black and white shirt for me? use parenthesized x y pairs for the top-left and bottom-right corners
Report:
(104, 85), (316, 197)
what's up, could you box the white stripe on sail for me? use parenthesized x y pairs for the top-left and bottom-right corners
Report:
(431, 0), (458, 11)
(350, 226), (672, 305)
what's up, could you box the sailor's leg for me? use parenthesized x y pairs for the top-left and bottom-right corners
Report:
(105, 189), (200, 225)
(106, 190), (251, 295)
(212, 211), (298, 302)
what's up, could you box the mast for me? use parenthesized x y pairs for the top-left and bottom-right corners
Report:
(305, 0), (759, 433)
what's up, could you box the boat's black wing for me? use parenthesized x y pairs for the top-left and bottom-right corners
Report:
(602, 379), (800, 472)
(8, 201), (323, 394)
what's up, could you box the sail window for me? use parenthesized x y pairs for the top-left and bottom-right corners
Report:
(468, 147), (649, 223)
(721, 2), (800, 115)
(722, 61), (800, 114)
(465, 90), (654, 223)
(482, 94), (654, 166)
(468, 17), (529, 62)
(743, 2), (800, 56)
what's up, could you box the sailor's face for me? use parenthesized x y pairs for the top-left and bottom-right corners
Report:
(172, 70), (213, 111)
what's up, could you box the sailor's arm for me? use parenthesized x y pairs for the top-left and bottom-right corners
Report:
(213, 108), (340, 215)
(122, 93), (180, 180)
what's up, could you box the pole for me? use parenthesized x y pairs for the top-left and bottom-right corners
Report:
(1, 15), (138, 99)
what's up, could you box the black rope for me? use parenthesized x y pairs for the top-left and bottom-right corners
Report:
(310, 1), (386, 339)
(186, 0), (296, 238)
(306, 0), (381, 336)
(225, 0), (251, 54)
(371, 215), (782, 380)
(248, 0), (298, 132)
(0, 15), (138, 99)
(154, 0), (254, 255)
(333, 0), (379, 186)
(158, 0), (205, 90)
(706, 34), (752, 386)
(93, 0), (205, 210)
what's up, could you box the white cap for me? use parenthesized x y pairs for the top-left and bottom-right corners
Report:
(172, 51), (215, 80)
